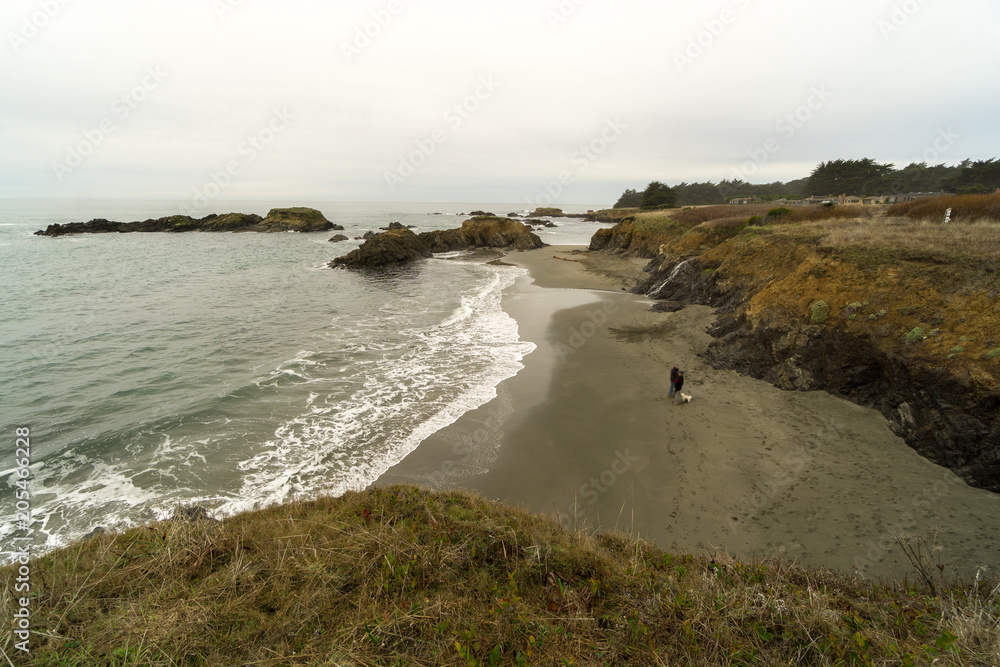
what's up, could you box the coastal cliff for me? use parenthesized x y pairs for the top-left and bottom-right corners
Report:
(594, 202), (1000, 492)
(34, 207), (337, 236)
(331, 216), (545, 269)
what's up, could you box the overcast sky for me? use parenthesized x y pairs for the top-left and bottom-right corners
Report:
(2, 0), (998, 205)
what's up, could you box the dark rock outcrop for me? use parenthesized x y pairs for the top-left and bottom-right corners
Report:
(330, 228), (432, 269)
(461, 217), (544, 250)
(35, 207), (334, 236)
(419, 216), (546, 254)
(332, 216), (546, 269)
(589, 217), (666, 256)
(528, 207), (563, 218)
(420, 228), (469, 253)
(329, 234), (349, 243)
(257, 208), (336, 232)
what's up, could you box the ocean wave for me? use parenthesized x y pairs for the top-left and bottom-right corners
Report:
(217, 262), (534, 514)
(1, 257), (535, 559)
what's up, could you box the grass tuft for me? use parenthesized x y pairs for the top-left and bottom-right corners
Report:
(3, 486), (998, 665)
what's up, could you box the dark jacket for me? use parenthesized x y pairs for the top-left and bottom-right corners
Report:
(670, 367), (679, 384)
(674, 374), (684, 393)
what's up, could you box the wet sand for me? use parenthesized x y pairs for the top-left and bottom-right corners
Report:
(377, 246), (1000, 579)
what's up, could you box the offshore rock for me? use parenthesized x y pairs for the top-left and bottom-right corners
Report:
(332, 216), (546, 269)
(256, 208), (336, 232)
(35, 207), (335, 236)
(330, 228), (432, 269)
(419, 216), (545, 252)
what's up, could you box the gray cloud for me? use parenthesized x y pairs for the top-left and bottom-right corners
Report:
(2, 0), (997, 205)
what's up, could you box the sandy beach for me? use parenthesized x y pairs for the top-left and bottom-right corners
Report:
(377, 246), (1000, 579)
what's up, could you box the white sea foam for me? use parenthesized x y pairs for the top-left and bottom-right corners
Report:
(216, 262), (534, 515)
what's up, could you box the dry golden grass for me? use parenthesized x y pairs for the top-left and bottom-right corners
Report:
(817, 217), (1000, 262)
(784, 205), (876, 224)
(667, 204), (774, 226)
(692, 216), (748, 231)
(2, 486), (998, 666)
(889, 194), (1000, 222)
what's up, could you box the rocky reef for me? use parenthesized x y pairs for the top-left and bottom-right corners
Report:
(329, 228), (433, 268)
(331, 216), (545, 269)
(615, 221), (1000, 493)
(35, 207), (337, 236)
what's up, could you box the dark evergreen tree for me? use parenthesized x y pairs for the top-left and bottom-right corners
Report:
(807, 159), (895, 196)
(640, 181), (677, 210)
(943, 159), (1000, 194)
(673, 182), (725, 206)
(613, 188), (643, 208)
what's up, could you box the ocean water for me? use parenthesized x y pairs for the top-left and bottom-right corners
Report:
(0, 200), (606, 559)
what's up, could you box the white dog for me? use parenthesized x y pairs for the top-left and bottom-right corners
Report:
(678, 392), (693, 404)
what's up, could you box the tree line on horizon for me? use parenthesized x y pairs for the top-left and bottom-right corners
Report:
(614, 158), (1000, 209)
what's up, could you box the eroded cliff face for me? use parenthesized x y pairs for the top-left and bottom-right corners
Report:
(631, 234), (1000, 492)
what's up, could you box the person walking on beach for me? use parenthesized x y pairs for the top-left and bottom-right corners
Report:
(669, 365), (679, 398)
(672, 370), (685, 405)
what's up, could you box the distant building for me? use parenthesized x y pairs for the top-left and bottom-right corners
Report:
(842, 195), (863, 205)
(885, 192), (944, 204)
(803, 195), (836, 205)
(728, 196), (761, 205)
(863, 196), (888, 205)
